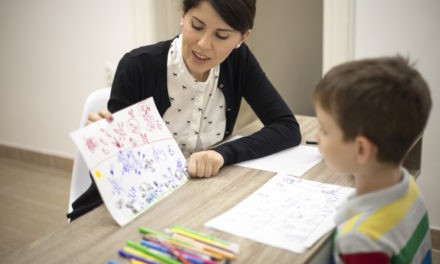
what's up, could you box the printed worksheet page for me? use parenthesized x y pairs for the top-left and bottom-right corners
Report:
(205, 173), (353, 253)
(236, 145), (322, 176)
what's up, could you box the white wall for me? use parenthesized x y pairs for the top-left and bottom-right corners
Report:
(322, 0), (354, 74)
(0, 0), (134, 158)
(0, 0), (184, 159)
(249, 0), (323, 116)
(354, 0), (440, 229)
(0, 0), (321, 158)
(325, 0), (440, 228)
(132, 0), (180, 47)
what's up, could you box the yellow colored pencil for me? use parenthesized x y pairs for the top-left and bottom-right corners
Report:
(171, 233), (236, 260)
(144, 234), (224, 260)
(170, 226), (239, 254)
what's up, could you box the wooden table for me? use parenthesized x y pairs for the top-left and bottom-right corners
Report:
(0, 116), (381, 263)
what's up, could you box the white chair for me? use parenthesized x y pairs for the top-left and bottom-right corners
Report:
(67, 87), (111, 215)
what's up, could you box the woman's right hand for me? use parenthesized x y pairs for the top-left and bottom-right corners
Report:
(187, 150), (225, 178)
(86, 109), (113, 126)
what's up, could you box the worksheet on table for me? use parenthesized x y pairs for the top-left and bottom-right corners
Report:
(205, 173), (353, 253)
(235, 143), (322, 176)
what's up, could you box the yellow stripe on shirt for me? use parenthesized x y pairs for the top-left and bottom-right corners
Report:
(341, 213), (362, 235)
(357, 178), (419, 241)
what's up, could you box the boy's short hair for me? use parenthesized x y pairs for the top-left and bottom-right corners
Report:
(314, 56), (432, 165)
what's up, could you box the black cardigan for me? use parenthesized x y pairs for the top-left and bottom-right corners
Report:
(67, 39), (302, 221)
(109, 38), (301, 165)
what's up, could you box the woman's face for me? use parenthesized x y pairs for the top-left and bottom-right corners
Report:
(181, 1), (250, 81)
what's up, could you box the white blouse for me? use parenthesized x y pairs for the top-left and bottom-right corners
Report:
(163, 35), (226, 157)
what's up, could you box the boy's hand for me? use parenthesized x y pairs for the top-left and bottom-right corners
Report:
(187, 150), (224, 177)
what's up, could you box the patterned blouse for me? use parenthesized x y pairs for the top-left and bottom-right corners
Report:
(163, 35), (226, 156)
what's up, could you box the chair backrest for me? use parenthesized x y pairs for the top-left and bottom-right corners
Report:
(67, 87), (111, 215)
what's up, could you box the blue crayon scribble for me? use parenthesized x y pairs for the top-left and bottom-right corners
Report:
(152, 147), (167, 162)
(167, 145), (175, 156)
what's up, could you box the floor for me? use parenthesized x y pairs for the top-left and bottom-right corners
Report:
(0, 156), (439, 263)
(0, 157), (70, 256)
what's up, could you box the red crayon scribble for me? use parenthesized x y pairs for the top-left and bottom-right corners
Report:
(101, 148), (110, 155)
(84, 137), (98, 153)
(156, 120), (162, 130)
(113, 122), (126, 138)
(114, 140), (123, 149)
(138, 101), (157, 131)
(128, 120), (139, 134)
(100, 127), (113, 139)
(99, 138), (109, 145)
(129, 137), (138, 148)
(140, 133), (149, 144)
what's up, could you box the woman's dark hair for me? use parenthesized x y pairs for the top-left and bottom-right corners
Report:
(182, 0), (256, 35)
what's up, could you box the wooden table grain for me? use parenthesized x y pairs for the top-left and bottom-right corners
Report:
(0, 116), (355, 264)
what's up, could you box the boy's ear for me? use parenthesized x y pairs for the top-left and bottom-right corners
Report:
(354, 136), (375, 164)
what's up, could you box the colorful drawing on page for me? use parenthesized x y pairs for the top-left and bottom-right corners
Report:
(70, 97), (189, 226)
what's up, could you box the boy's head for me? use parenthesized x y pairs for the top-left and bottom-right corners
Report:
(314, 56), (431, 171)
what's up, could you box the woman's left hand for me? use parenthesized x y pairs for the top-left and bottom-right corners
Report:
(187, 150), (225, 177)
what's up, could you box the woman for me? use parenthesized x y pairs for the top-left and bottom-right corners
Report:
(68, 0), (301, 221)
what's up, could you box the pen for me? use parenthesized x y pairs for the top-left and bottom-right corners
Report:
(143, 234), (223, 260)
(306, 140), (318, 145)
(140, 239), (171, 255)
(170, 226), (240, 254)
(171, 233), (236, 260)
(139, 226), (171, 239)
(131, 260), (148, 264)
(138, 226), (236, 261)
(141, 238), (203, 264)
(127, 240), (182, 264)
(118, 248), (160, 264)
(157, 238), (192, 264)
(177, 249), (218, 264)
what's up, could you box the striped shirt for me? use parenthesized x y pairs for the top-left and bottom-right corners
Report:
(333, 169), (432, 264)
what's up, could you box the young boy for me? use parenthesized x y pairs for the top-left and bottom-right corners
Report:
(313, 56), (432, 263)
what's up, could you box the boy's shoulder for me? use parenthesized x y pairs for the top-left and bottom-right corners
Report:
(334, 170), (430, 262)
(336, 170), (425, 232)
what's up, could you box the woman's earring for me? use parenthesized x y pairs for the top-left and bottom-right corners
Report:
(180, 21), (183, 26)
(236, 44), (241, 49)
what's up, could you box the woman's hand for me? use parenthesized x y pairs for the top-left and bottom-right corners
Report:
(187, 150), (225, 177)
(86, 109), (113, 126)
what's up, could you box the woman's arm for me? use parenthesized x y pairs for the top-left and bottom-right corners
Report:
(213, 45), (301, 165)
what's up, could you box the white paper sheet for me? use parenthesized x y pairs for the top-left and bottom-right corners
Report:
(205, 173), (353, 253)
(70, 97), (189, 226)
(236, 144), (323, 176)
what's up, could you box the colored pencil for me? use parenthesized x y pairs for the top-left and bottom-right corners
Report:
(170, 225), (240, 254)
(171, 233), (236, 260)
(143, 233), (224, 260)
(126, 240), (181, 264)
